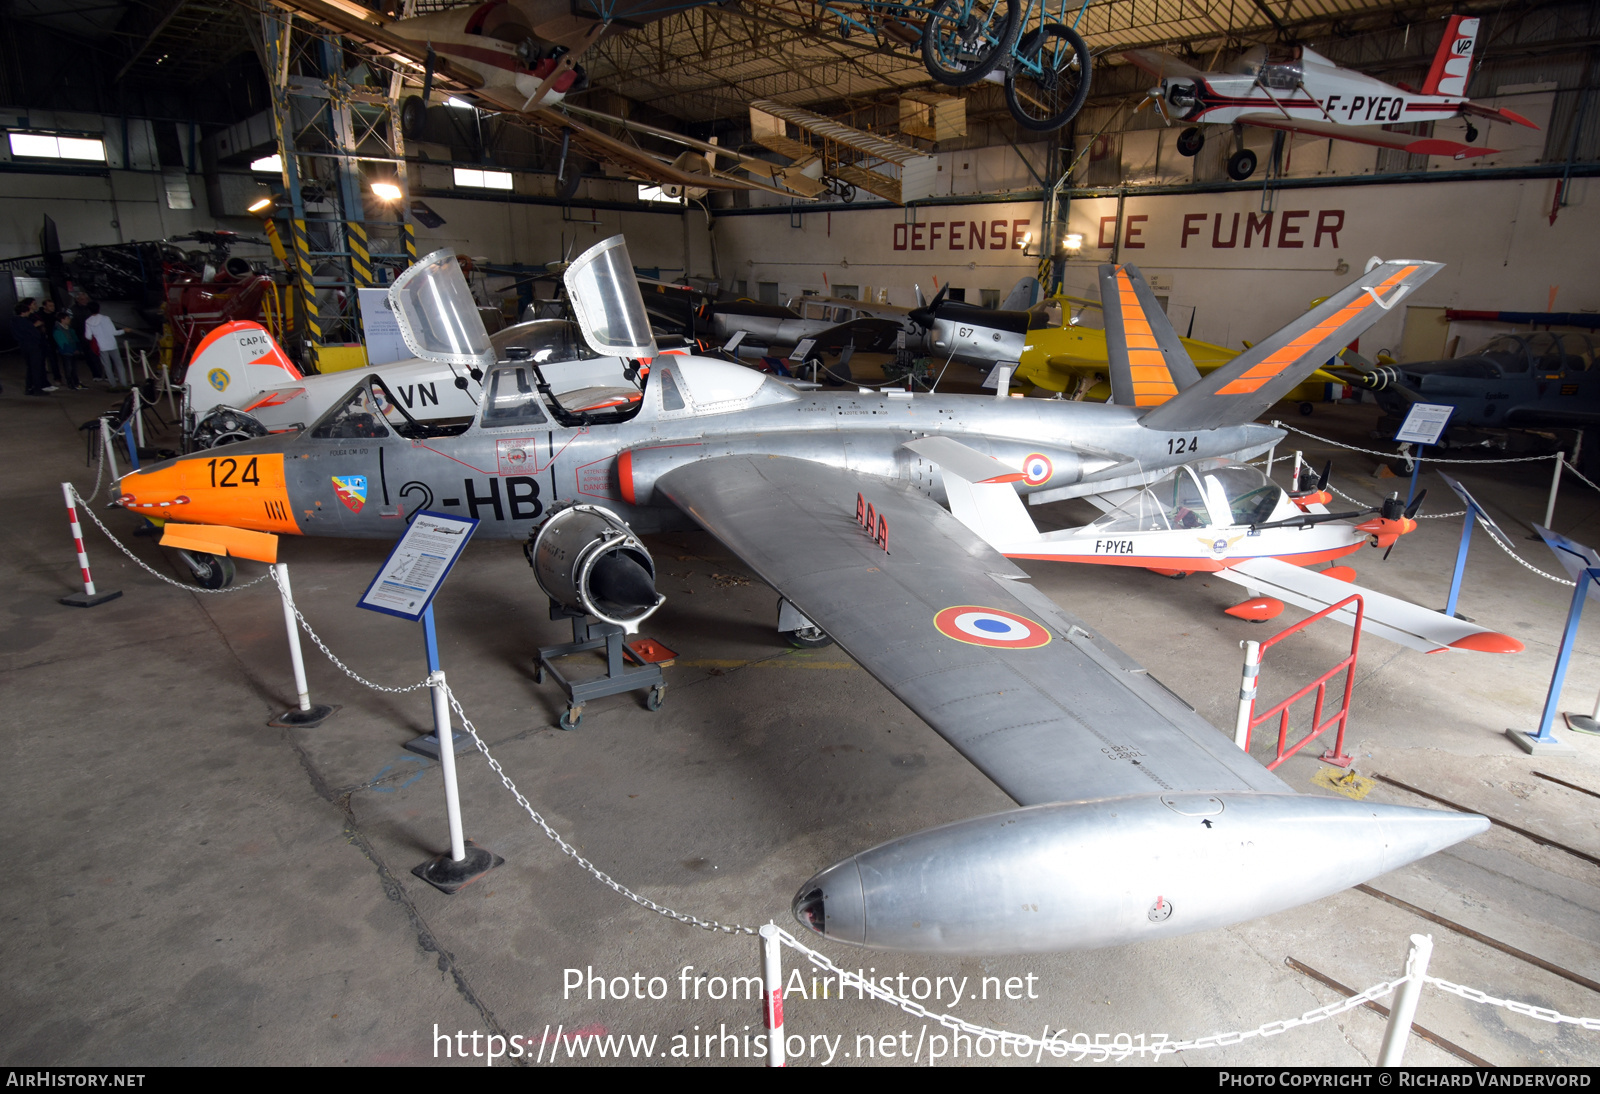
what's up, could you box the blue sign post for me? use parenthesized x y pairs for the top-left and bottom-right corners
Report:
(1437, 473), (1515, 620)
(358, 510), (502, 893)
(1508, 526), (1598, 755)
(1395, 403), (1454, 508)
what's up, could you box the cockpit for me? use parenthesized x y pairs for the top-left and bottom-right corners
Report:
(1228, 44), (1303, 89)
(1088, 459), (1284, 533)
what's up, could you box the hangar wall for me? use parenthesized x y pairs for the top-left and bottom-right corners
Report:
(709, 174), (1595, 362)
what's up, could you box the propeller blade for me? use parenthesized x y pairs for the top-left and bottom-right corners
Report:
(1383, 542), (1396, 561)
(914, 283), (926, 309)
(1404, 489), (1427, 520)
(1317, 460), (1330, 493)
(907, 283), (950, 331)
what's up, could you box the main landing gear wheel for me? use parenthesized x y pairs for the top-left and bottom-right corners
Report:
(1004, 23), (1092, 132)
(560, 705), (583, 730)
(784, 625), (834, 649)
(1176, 126), (1205, 157)
(189, 553), (235, 590)
(646, 685), (666, 712)
(921, 0), (1019, 87)
(1227, 148), (1258, 181)
(400, 95), (426, 141)
(1299, 402), (1315, 416)
(1465, 121), (1479, 143)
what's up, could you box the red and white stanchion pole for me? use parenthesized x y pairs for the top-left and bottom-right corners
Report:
(760, 923), (786, 1067)
(59, 483), (121, 608)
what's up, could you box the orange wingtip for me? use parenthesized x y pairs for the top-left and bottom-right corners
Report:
(160, 523), (279, 564)
(1322, 566), (1357, 583)
(1226, 597), (1284, 622)
(1448, 632), (1525, 654)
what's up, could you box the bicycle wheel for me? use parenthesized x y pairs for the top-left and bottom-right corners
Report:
(1004, 23), (1092, 132)
(922, 0), (1019, 87)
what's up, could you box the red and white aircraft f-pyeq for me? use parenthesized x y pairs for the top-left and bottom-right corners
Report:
(1127, 16), (1540, 180)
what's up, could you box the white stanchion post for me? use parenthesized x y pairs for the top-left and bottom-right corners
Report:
(132, 388), (146, 450)
(759, 924), (786, 1067)
(59, 483), (121, 607)
(1544, 453), (1563, 531)
(1234, 640), (1261, 751)
(100, 418), (121, 483)
(1377, 933), (1433, 1066)
(266, 567), (336, 728)
(1265, 444), (1277, 479)
(431, 670), (468, 863)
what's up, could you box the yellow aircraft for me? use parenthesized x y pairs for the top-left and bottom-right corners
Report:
(1015, 291), (1346, 413)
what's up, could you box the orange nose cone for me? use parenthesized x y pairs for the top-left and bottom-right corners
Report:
(121, 452), (299, 534)
(1226, 597), (1284, 622)
(1449, 631), (1526, 654)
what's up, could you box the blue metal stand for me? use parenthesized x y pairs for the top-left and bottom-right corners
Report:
(1443, 497), (1490, 620)
(1508, 566), (1599, 754)
(1406, 443), (1426, 507)
(122, 417), (140, 470)
(405, 604), (470, 759)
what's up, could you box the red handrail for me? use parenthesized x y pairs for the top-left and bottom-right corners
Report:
(1243, 593), (1362, 770)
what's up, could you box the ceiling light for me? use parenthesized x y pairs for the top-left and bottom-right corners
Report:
(247, 196), (274, 214)
(446, 97), (474, 109)
(370, 181), (403, 201)
(1063, 232), (1083, 254)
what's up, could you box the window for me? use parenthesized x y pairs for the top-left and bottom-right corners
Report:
(947, 288), (966, 303)
(833, 285), (859, 300)
(453, 167), (513, 190)
(481, 365), (549, 428)
(757, 282), (779, 304)
(980, 289), (1000, 309)
(638, 184), (683, 204)
(8, 131), (106, 162)
(657, 368), (686, 411)
(250, 154), (282, 174)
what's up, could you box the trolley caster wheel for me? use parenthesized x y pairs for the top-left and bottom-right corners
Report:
(189, 552), (235, 589)
(533, 662), (545, 684)
(560, 706), (583, 730)
(646, 685), (666, 712)
(784, 626), (834, 649)
(1298, 402), (1314, 416)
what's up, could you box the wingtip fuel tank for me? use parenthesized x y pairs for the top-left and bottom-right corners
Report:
(793, 792), (1488, 954)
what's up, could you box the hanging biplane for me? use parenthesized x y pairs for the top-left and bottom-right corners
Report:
(262, 0), (825, 200)
(1126, 15), (1540, 180)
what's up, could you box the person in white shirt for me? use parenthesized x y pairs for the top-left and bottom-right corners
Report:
(83, 302), (129, 389)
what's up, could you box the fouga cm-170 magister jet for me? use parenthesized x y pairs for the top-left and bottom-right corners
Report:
(116, 237), (1492, 956)
(1128, 14), (1540, 181)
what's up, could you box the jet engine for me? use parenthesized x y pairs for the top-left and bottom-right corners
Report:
(526, 502), (663, 631)
(191, 406), (269, 449)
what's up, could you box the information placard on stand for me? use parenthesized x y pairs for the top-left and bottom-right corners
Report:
(1395, 402), (1454, 446)
(357, 511), (479, 621)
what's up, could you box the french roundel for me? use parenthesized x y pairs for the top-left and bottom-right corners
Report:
(1022, 453), (1053, 486)
(934, 606), (1051, 649)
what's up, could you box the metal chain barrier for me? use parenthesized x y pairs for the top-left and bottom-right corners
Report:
(1271, 421), (1576, 466)
(439, 681), (755, 936)
(69, 485), (272, 594)
(267, 567), (430, 694)
(1426, 976), (1600, 1030)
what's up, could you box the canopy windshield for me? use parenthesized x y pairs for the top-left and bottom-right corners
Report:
(564, 235), (658, 359)
(389, 249), (495, 371)
(1089, 459), (1281, 533)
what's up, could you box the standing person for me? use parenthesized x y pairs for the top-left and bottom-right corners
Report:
(50, 314), (86, 390)
(39, 299), (63, 387)
(9, 299), (49, 395)
(84, 302), (129, 389)
(71, 290), (103, 382)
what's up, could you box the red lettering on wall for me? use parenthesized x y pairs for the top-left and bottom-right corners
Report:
(1011, 220), (1030, 250)
(950, 224), (964, 250)
(1245, 211), (1274, 248)
(1181, 213), (1206, 248)
(893, 224), (908, 250)
(1213, 213), (1239, 248)
(912, 223), (926, 250)
(931, 222), (944, 248)
(1098, 216), (1118, 249)
(969, 221), (986, 250)
(991, 219), (1007, 249)
(1277, 210), (1308, 248)
(1314, 210), (1344, 248)
(1123, 214), (1147, 249)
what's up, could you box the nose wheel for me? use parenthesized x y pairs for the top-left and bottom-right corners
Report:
(182, 551), (236, 589)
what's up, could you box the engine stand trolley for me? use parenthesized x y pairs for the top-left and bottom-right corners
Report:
(535, 602), (667, 729)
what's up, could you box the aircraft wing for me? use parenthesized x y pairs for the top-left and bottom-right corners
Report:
(1214, 557), (1522, 654)
(804, 317), (908, 355)
(264, 0), (484, 90)
(1235, 112), (1497, 159)
(656, 454), (1291, 806)
(1122, 49), (1208, 81)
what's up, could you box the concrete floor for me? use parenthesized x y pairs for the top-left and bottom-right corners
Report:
(3, 360), (1598, 1067)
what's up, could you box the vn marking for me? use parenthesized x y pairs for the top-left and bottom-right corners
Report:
(855, 492), (889, 554)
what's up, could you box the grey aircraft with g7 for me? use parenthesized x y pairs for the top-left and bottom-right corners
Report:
(116, 237), (1487, 956)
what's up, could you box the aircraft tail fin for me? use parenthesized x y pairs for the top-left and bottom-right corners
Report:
(1001, 277), (1043, 311)
(1138, 260), (1442, 433)
(901, 437), (1041, 549)
(1421, 15), (1479, 97)
(1101, 263), (1202, 408)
